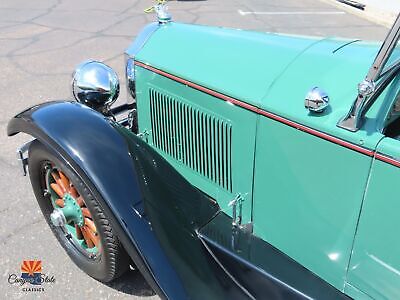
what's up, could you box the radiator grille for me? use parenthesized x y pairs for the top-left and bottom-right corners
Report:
(149, 88), (232, 192)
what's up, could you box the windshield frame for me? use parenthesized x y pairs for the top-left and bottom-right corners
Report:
(367, 15), (400, 82)
(337, 14), (400, 132)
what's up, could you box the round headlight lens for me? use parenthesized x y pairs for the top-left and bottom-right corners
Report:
(72, 60), (120, 112)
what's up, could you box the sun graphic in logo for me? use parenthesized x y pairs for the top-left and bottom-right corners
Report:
(21, 260), (42, 276)
(20, 260), (42, 285)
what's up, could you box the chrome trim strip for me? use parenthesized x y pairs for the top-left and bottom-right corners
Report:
(125, 23), (160, 106)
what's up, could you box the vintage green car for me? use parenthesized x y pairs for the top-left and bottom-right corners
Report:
(7, 3), (400, 299)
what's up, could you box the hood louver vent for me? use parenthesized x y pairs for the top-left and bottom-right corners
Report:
(149, 88), (232, 192)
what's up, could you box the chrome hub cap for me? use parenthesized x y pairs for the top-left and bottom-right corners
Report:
(50, 209), (66, 227)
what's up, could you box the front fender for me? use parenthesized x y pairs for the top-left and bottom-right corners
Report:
(7, 101), (249, 299)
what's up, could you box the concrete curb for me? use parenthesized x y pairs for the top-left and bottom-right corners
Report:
(320, 0), (398, 28)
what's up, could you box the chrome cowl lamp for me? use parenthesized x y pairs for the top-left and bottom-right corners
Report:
(304, 87), (330, 113)
(72, 61), (120, 113)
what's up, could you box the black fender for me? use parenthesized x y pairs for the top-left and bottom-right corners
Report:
(7, 101), (249, 299)
(8, 101), (351, 300)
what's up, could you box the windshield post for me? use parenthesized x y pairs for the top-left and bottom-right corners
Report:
(338, 14), (400, 132)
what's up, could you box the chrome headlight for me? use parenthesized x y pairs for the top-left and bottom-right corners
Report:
(125, 55), (136, 105)
(72, 60), (120, 113)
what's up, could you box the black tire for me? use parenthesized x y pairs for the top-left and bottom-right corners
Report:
(28, 140), (129, 282)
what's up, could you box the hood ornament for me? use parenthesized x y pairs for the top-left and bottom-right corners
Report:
(144, 1), (172, 24)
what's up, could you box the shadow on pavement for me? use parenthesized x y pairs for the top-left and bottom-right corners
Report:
(105, 268), (156, 297)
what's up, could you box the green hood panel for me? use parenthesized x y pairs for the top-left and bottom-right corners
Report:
(136, 23), (380, 143)
(263, 39), (379, 133)
(136, 23), (379, 120)
(135, 23), (322, 107)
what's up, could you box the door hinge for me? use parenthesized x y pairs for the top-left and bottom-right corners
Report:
(229, 193), (253, 250)
(229, 193), (252, 234)
(229, 193), (244, 227)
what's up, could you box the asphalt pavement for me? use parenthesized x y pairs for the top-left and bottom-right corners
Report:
(0, 0), (389, 299)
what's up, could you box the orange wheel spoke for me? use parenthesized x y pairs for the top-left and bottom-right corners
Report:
(85, 218), (97, 233)
(81, 227), (94, 248)
(55, 199), (64, 208)
(81, 208), (91, 218)
(84, 226), (100, 247)
(51, 172), (67, 193)
(50, 183), (64, 198)
(69, 186), (79, 198)
(75, 225), (83, 239)
(58, 171), (70, 191)
(76, 196), (84, 207)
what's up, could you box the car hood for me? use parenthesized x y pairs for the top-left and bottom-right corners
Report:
(135, 22), (322, 107)
(262, 39), (379, 129)
(136, 23), (379, 119)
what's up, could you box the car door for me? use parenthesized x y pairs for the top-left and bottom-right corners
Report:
(252, 15), (400, 293)
(347, 137), (400, 300)
(251, 112), (379, 291)
(347, 71), (400, 300)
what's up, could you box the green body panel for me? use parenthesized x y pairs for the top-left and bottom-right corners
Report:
(263, 39), (379, 141)
(344, 283), (374, 300)
(133, 22), (396, 296)
(347, 137), (400, 300)
(252, 116), (381, 290)
(251, 35), (382, 291)
(135, 67), (257, 223)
